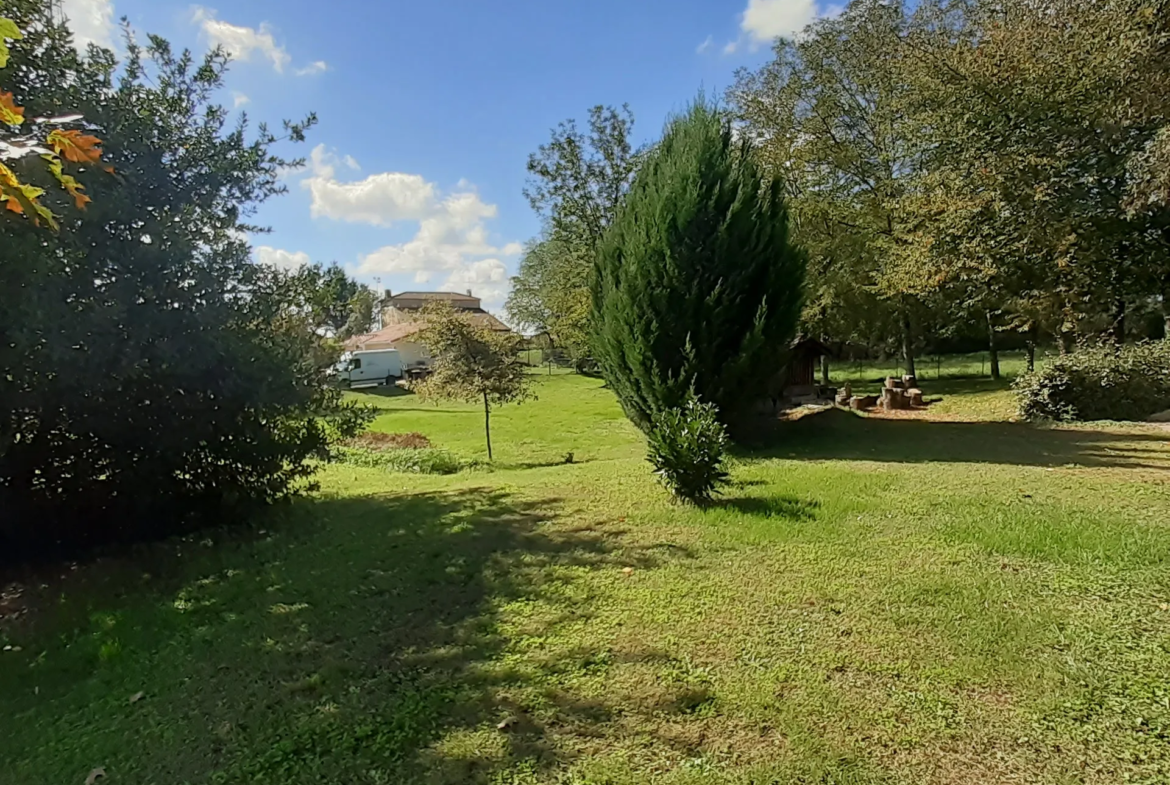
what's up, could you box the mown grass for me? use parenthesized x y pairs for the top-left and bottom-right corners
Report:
(830, 349), (1052, 390)
(3, 372), (1170, 784)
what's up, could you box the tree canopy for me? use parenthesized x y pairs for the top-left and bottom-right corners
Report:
(509, 105), (643, 362)
(727, 0), (1170, 363)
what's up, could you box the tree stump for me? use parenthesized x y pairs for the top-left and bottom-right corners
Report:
(835, 382), (853, 406)
(906, 388), (924, 407)
(850, 395), (878, 411)
(885, 377), (904, 390)
(902, 374), (918, 390)
(880, 388), (910, 410)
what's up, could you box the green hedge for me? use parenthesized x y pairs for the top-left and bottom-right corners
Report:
(1014, 341), (1170, 422)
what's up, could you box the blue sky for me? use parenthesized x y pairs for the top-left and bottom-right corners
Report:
(61, 0), (828, 312)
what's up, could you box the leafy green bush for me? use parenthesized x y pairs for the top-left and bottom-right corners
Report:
(1014, 341), (1170, 422)
(0, 12), (371, 558)
(646, 396), (730, 505)
(333, 446), (468, 475)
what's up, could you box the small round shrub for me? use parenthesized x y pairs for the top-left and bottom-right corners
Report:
(1014, 341), (1170, 422)
(646, 395), (730, 505)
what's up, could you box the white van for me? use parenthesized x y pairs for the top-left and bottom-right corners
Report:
(334, 349), (403, 387)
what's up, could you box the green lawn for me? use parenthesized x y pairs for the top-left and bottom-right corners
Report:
(830, 348), (1052, 390)
(3, 373), (1170, 784)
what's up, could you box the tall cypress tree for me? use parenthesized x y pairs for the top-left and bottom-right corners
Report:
(592, 99), (806, 432)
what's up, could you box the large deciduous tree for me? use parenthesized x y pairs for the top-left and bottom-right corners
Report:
(592, 99), (806, 432)
(899, 0), (1170, 347)
(509, 105), (642, 363)
(505, 234), (591, 359)
(272, 261), (376, 339)
(729, 0), (929, 376)
(0, 3), (369, 556)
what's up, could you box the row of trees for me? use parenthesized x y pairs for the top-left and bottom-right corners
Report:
(511, 0), (1170, 379)
(1, 2), (369, 556)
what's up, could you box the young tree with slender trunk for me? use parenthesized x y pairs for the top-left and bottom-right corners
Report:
(417, 303), (534, 461)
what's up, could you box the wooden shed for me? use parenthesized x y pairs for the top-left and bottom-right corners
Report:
(756, 337), (836, 411)
(783, 337), (832, 390)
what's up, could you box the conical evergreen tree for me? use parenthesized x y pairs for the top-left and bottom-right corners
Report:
(592, 99), (806, 431)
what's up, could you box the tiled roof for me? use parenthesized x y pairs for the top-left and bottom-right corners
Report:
(343, 322), (423, 349)
(389, 291), (478, 302)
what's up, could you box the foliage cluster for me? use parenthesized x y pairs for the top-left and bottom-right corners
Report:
(592, 99), (805, 431)
(1014, 341), (1170, 422)
(728, 0), (1170, 368)
(509, 105), (641, 361)
(0, 13), (110, 229)
(646, 394), (730, 505)
(0, 3), (369, 556)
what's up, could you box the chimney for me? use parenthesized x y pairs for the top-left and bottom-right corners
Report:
(384, 289), (392, 300)
(466, 289), (473, 297)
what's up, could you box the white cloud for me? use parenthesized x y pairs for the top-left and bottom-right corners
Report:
(739, 0), (820, 46)
(232, 91), (250, 108)
(440, 259), (511, 310)
(724, 40), (739, 55)
(62, 0), (116, 51)
(307, 170), (438, 225)
(696, 35), (714, 54)
(191, 7), (291, 73)
(297, 145), (521, 310)
(295, 60), (329, 76)
(255, 246), (310, 271)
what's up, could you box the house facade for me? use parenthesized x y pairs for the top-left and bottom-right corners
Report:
(373, 290), (509, 333)
(345, 291), (510, 371)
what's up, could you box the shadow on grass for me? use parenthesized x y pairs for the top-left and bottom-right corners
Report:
(739, 407), (1170, 471)
(716, 495), (820, 521)
(351, 383), (413, 398)
(0, 488), (707, 785)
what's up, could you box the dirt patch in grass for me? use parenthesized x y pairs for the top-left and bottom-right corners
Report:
(346, 431), (432, 450)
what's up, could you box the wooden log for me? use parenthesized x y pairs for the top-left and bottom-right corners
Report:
(880, 388), (910, 410)
(907, 389), (924, 407)
(885, 377), (904, 390)
(902, 374), (918, 389)
(850, 395), (878, 411)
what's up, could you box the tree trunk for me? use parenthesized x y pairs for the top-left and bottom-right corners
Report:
(1059, 330), (1075, 355)
(1163, 277), (1170, 338)
(1112, 297), (1126, 345)
(1026, 323), (1038, 372)
(986, 310), (1001, 380)
(483, 392), (493, 462)
(901, 311), (917, 379)
(820, 354), (830, 385)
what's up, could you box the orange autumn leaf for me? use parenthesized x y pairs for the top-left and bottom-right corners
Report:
(62, 177), (91, 210)
(47, 129), (104, 165)
(0, 91), (23, 126)
(0, 161), (58, 229)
